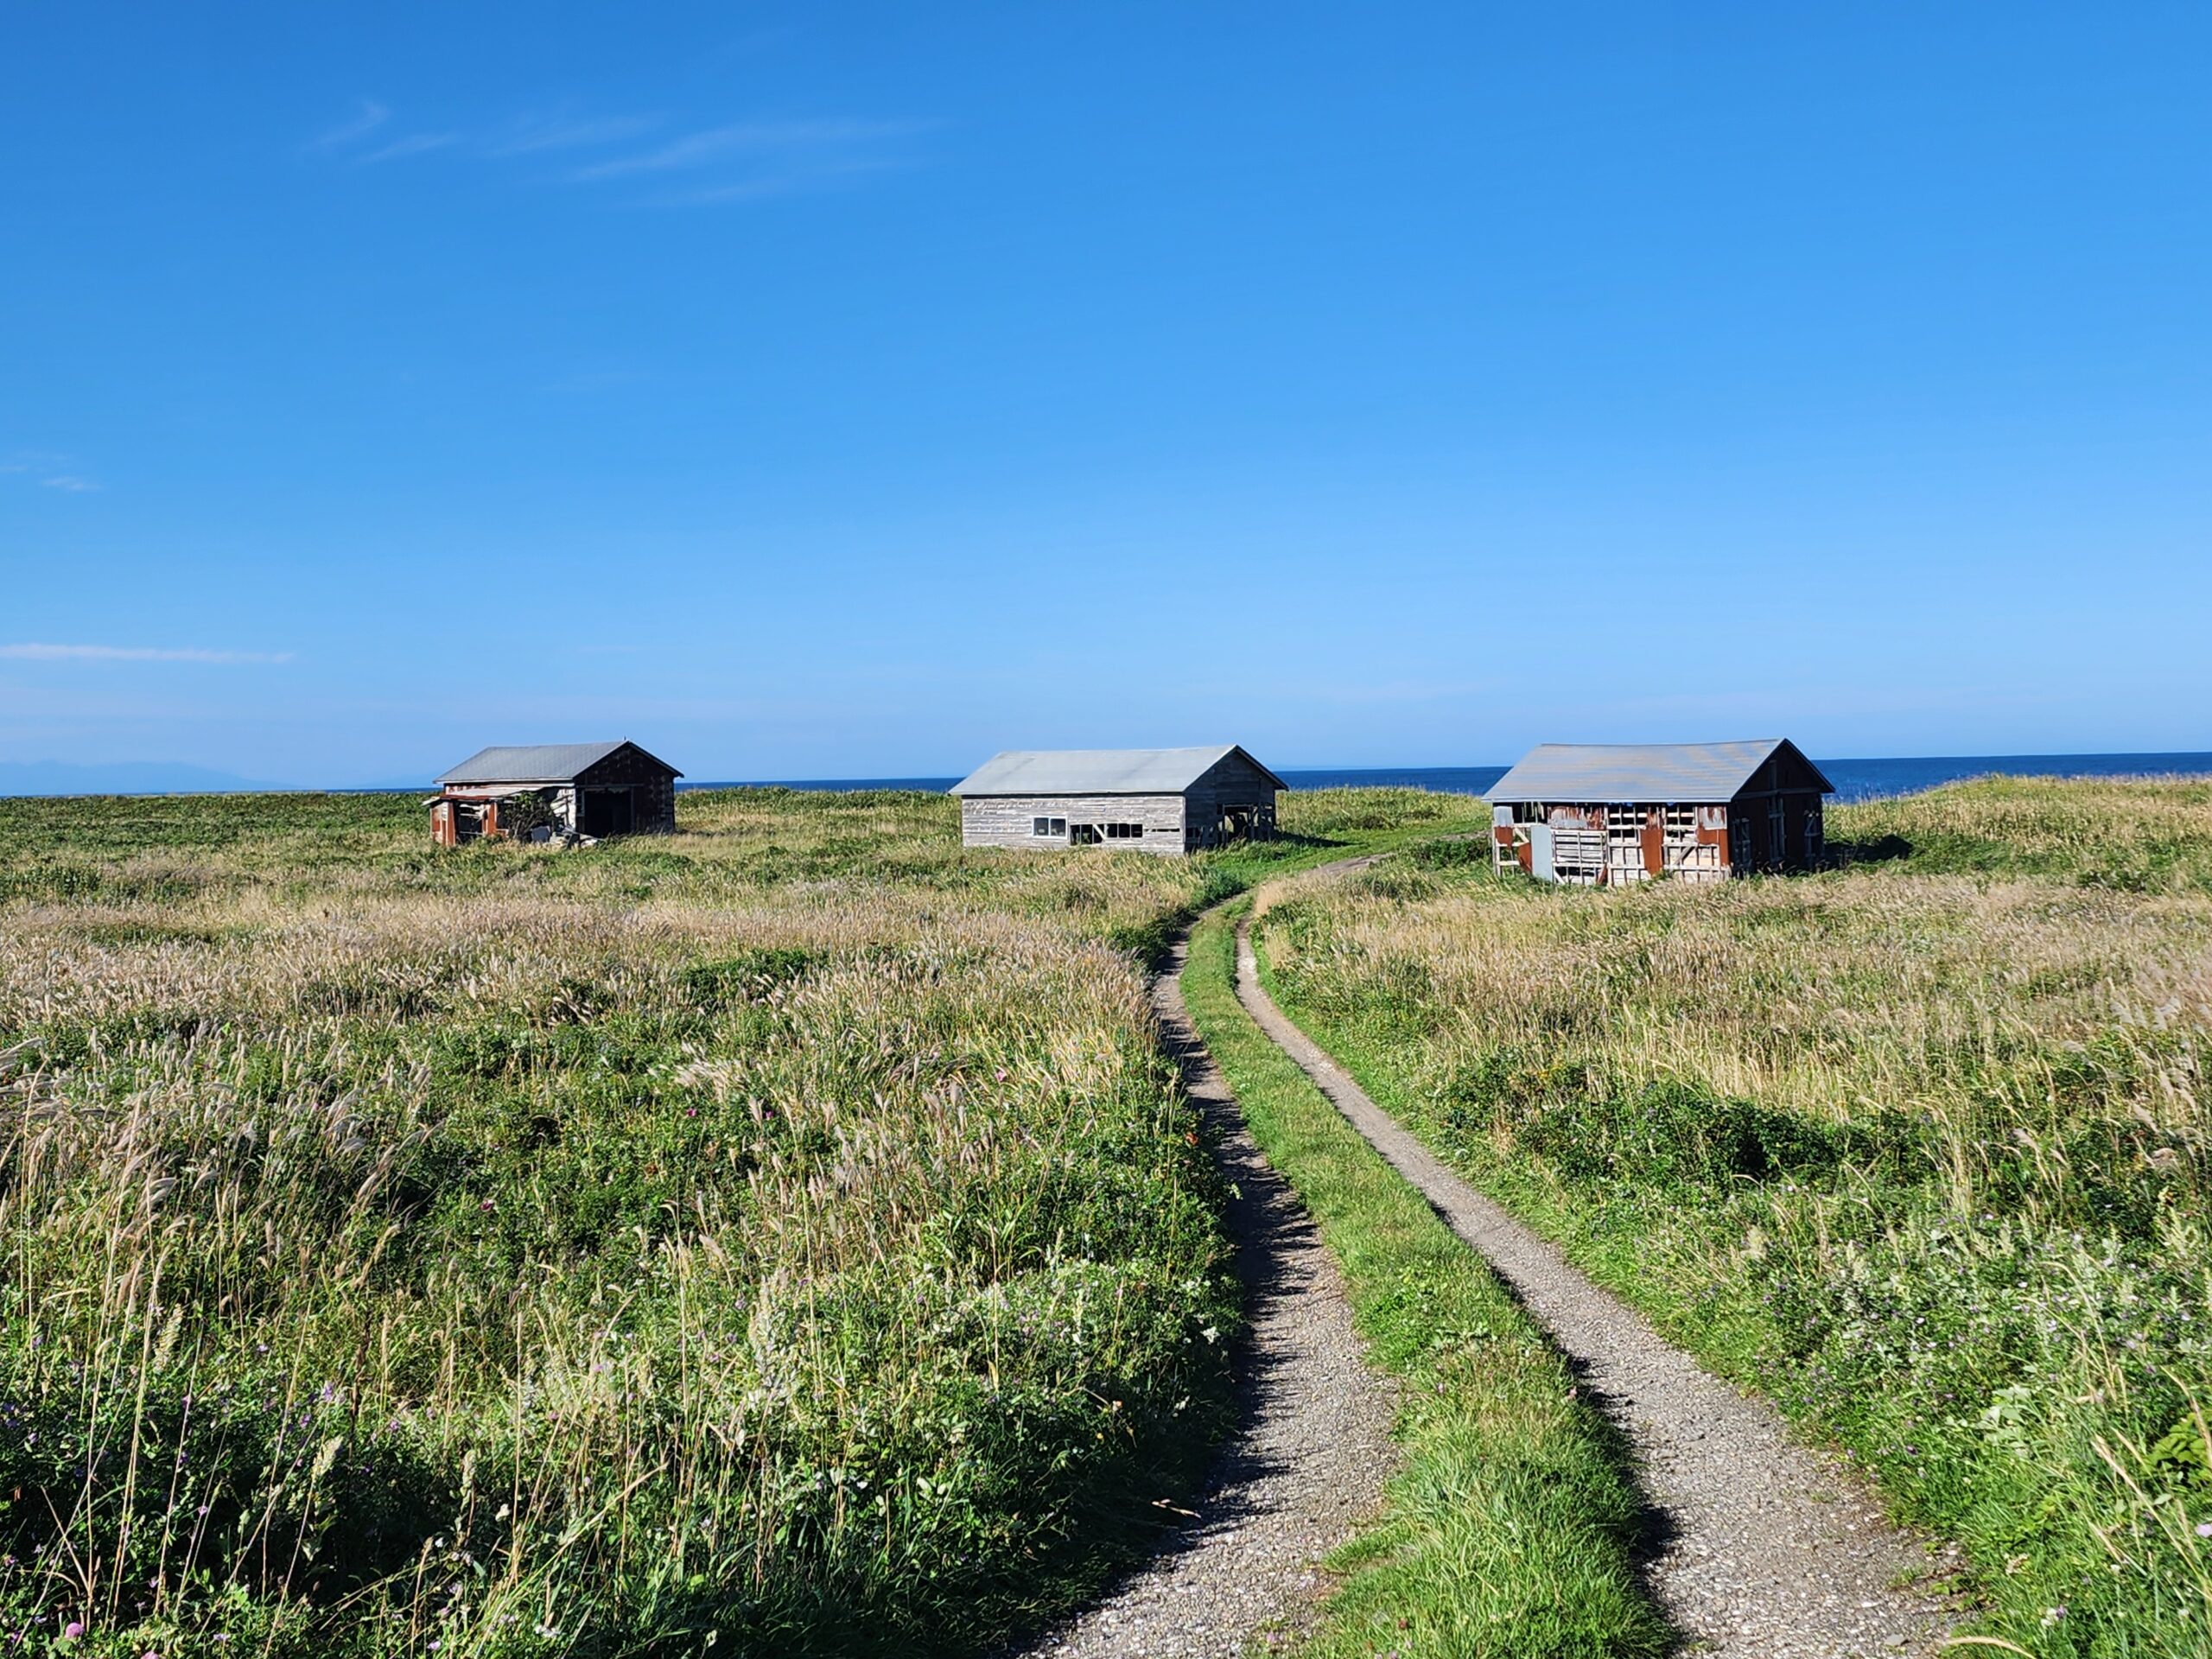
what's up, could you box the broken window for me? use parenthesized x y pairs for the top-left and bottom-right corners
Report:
(1605, 804), (1650, 884)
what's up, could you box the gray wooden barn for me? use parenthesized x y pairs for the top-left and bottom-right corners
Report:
(1488, 739), (1834, 884)
(950, 746), (1286, 856)
(430, 741), (681, 844)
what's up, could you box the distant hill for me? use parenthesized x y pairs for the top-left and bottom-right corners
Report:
(0, 760), (287, 797)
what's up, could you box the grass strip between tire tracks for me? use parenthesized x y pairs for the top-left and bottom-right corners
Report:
(1180, 899), (1671, 1659)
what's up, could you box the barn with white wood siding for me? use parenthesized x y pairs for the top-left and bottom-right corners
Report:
(950, 746), (1286, 856)
(1488, 740), (1834, 883)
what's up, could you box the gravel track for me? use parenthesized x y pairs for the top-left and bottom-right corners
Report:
(1233, 880), (1963, 1659)
(1010, 931), (1398, 1659)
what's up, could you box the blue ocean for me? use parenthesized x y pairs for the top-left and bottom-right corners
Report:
(690, 752), (2212, 805)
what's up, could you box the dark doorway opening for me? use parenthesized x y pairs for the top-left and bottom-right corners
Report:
(581, 789), (636, 837)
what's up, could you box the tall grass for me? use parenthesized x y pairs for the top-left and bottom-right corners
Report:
(1259, 779), (2212, 1658)
(0, 785), (1481, 1656)
(1180, 906), (1669, 1658)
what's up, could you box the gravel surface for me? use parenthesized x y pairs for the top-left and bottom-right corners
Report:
(1011, 935), (1398, 1659)
(1234, 895), (1963, 1659)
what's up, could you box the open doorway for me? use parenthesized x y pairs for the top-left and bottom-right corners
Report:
(580, 789), (636, 837)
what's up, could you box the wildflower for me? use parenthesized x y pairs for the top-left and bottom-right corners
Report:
(2198, 1522), (2212, 1538)
(62, 1624), (83, 1641)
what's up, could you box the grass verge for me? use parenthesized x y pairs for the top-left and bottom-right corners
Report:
(1180, 899), (1670, 1658)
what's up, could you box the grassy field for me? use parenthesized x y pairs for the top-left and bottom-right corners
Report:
(1255, 777), (2212, 1658)
(1180, 902), (1669, 1658)
(0, 784), (1478, 1658)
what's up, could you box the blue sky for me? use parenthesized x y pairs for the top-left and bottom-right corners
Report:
(3, 3), (2209, 785)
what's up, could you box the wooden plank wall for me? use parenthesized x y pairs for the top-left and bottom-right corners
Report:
(575, 749), (679, 833)
(961, 794), (1189, 855)
(1184, 753), (1281, 848)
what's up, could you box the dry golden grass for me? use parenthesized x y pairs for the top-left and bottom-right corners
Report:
(1260, 778), (2212, 1656)
(0, 783), (1478, 1656)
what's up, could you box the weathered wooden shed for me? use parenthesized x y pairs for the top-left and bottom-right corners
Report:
(1488, 740), (1834, 884)
(429, 741), (681, 845)
(950, 746), (1286, 856)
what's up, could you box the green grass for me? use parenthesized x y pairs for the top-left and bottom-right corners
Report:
(1255, 778), (2212, 1658)
(0, 784), (1483, 1658)
(1179, 901), (1669, 1659)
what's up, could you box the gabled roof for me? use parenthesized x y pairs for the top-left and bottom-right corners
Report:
(950, 745), (1287, 797)
(437, 741), (682, 786)
(1484, 740), (1834, 804)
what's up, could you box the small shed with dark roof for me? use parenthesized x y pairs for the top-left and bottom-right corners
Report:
(1487, 739), (1833, 884)
(429, 741), (681, 844)
(950, 746), (1285, 855)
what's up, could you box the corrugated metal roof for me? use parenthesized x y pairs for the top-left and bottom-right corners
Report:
(950, 745), (1287, 797)
(1484, 740), (1833, 803)
(437, 741), (680, 785)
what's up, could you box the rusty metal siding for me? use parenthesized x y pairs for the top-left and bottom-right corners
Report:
(1494, 787), (1824, 882)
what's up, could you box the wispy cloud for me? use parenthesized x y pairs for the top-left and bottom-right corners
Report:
(486, 111), (664, 156)
(310, 99), (390, 150)
(3, 451), (99, 493)
(305, 99), (925, 204)
(309, 99), (655, 169)
(573, 118), (925, 186)
(359, 131), (462, 163)
(0, 643), (295, 665)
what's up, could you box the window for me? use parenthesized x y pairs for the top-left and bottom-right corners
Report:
(1032, 817), (1066, 837)
(1105, 822), (1145, 840)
